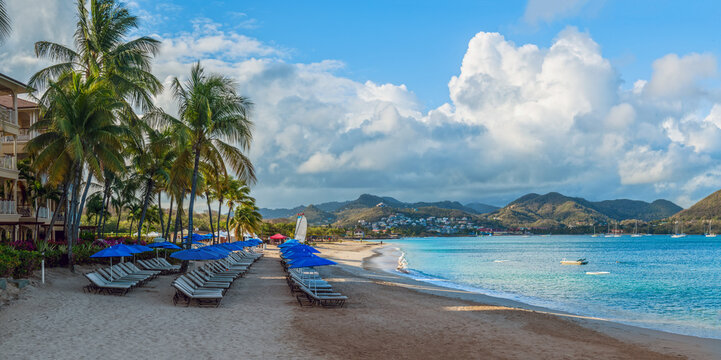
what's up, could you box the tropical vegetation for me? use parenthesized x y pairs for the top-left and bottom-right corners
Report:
(0, 0), (262, 275)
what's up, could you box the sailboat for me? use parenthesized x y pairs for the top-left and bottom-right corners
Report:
(705, 221), (716, 238)
(613, 222), (621, 237)
(591, 225), (600, 237)
(604, 223), (614, 237)
(631, 221), (642, 237)
(671, 221), (686, 238)
(294, 213), (308, 243)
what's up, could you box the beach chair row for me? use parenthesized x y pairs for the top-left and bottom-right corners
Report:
(136, 258), (181, 274)
(83, 262), (161, 296)
(171, 251), (260, 308)
(283, 267), (348, 308)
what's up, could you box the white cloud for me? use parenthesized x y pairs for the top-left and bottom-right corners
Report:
(645, 53), (716, 98)
(2, 2), (721, 209)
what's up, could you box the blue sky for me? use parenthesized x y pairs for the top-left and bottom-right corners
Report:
(138, 0), (721, 109)
(4, 0), (721, 209)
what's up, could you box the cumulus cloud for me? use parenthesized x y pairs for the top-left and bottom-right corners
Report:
(3, 2), (721, 209)
(644, 53), (717, 98)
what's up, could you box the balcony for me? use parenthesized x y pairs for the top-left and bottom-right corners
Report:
(17, 128), (31, 141)
(0, 155), (17, 179)
(0, 107), (19, 135)
(0, 200), (16, 214)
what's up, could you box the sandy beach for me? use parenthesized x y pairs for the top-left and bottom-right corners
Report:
(1, 242), (719, 359)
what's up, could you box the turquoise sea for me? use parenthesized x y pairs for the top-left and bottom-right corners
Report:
(389, 235), (721, 339)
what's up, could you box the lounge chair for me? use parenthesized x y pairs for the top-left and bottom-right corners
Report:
(171, 279), (224, 307)
(295, 284), (347, 308)
(83, 272), (134, 295)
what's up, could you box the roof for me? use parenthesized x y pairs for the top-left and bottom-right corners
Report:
(0, 73), (32, 95)
(0, 95), (39, 110)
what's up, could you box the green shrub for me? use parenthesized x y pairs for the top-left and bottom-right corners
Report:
(0, 245), (21, 277)
(13, 250), (41, 278)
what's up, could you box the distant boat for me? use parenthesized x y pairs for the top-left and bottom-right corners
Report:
(705, 221), (716, 238)
(613, 221), (621, 237)
(671, 221), (686, 238)
(604, 223), (614, 237)
(591, 225), (600, 237)
(561, 258), (588, 265)
(586, 271), (610, 275)
(631, 221), (642, 237)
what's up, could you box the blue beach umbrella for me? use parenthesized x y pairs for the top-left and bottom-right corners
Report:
(90, 245), (135, 280)
(288, 255), (337, 268)
(129, 244), (153, 252)
(171, 248), (226, 261)
(282, 249), (316, 260)
(281, 244), (320, 254)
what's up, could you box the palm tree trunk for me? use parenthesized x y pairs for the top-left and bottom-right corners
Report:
(164, 196), (173, 239)
(129, 217), (134, 236)
(137, 179), (154, 242)
(206, 191), (215, 243)
(97, 177), (110, 238)
(157, 192), (164, 240)
(67, 166), (82, 272)
(73, 171), (93, 243)
(42, 183), (68, 263)
(114, 206), (121, 235)
(101, 192), (111, 235)
(217, 196), (223, 242)
(172, 192), (184, 243)
(226, 201), (232, 234)
(183, 148), (202, 273)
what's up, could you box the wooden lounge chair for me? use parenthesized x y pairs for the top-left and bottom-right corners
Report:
(83, 273), (134, 295)
(295, 284), (347, 308)
(171, 280), (223, 307)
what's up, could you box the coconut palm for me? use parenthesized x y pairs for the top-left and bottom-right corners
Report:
(225, 179), (253, 233)
(30, 0), (161, 110)
(130, 128), (174, 242)
(230, 203), (262, 240)
(0, 0), (10, 43)
(148, 63), (255, 257)
(27, 72), (126, 271)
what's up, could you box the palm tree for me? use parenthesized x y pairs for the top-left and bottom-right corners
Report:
(27, 72), (126, 271)
(225, 179), (253, 233)
(130, 128), (174, 242)
(230, 203), (262, 240)
(30, 0), (161, 111)
(150, 63), (255, 258)
(0, 0), (10, 43)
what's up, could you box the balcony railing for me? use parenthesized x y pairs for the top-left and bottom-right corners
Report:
(0, 107), (15, 125)
(17, 128), (31, 141)
(0, 200), (16, 214)
(0, 156), (16, 171)
(17, 205), (31, 217)
(39, 207), (49, 218)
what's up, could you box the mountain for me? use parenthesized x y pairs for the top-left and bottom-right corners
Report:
(297, 205), (337, 225)
(261, 194), (489, 225)
(258, 206), (305, 219)
(465, 202), (500, 214)
(674, 189), (721, 219)
(332, 206), (482, 227)
(488, 192), (682, 227)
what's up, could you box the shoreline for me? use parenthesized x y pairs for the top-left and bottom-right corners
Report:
(354, 242), (721, 358)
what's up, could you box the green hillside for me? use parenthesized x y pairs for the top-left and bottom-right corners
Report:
(487, 192), (682, 227)
(674, 189), (721, 220)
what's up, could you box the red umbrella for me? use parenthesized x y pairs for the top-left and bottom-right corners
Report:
(269, 233), (287, 240)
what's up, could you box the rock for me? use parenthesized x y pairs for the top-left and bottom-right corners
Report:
(0, 278), (6, 290)
(9, 279), (29, 289)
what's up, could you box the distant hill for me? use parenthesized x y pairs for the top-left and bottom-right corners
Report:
(674, 189), (721, 219)
(261, 194), (491, 225)
(333, 206), (482, 227)
(487, 192), (681, 227)
(465, 202), (500, 214)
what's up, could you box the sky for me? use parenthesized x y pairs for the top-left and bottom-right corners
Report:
(2, 0), (721, 209)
